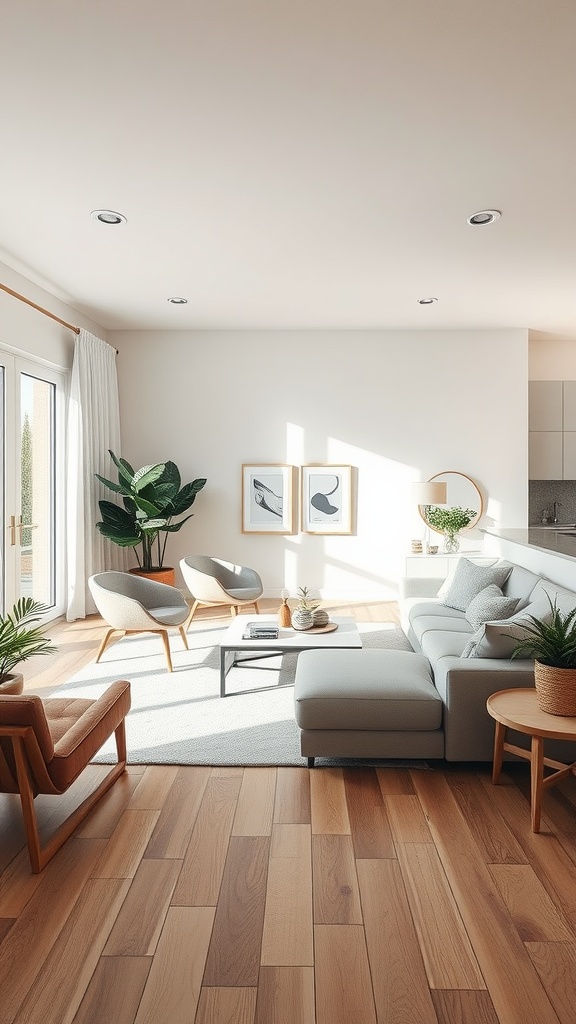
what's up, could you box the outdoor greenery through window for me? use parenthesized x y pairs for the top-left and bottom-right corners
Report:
(19, 373), (55, 605)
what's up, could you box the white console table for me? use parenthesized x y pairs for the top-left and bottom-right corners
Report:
(405, 551), (497, 580)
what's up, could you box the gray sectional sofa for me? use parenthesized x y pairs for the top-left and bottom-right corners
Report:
(400, 557), (576, 760)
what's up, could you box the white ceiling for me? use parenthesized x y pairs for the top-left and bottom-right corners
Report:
(2, 0), (576, 335)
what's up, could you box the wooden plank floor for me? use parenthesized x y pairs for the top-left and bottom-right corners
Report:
(1, 601), (576, 1024)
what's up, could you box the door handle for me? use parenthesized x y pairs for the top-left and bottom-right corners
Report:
(17, 516), (38, 543)
(7, 514), (16, 546)
(7, 515), (39, 545)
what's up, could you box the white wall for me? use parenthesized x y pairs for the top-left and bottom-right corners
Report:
(0, 261), (108, 369)
(112, 328), (529, 599)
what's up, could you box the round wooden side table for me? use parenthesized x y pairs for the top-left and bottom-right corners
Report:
(486, 688), (576, 832)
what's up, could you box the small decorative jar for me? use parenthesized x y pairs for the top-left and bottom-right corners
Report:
(278, 589), (292, 627)
(312, 608), (330, 627)
(292, 608), (314, 631)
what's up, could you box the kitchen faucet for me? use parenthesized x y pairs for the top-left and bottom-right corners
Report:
(552, 500), (562, 523)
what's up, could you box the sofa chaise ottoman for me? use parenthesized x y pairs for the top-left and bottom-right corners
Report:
(293, 647), (444, 766)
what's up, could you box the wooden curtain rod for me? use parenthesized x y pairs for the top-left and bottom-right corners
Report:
(0, 282), (81, 335)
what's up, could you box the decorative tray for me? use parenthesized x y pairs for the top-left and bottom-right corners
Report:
(302, 622), (338, 634)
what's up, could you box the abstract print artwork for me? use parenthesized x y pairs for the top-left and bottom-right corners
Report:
(301, 465), (353, 534)
(242, 464), (295, 533)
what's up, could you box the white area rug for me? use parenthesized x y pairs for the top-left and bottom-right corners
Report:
(52, 620), (414, 766)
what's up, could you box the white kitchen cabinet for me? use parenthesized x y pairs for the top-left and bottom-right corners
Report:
(529, 380), (562, 430)
(563, 381), (576, 431)
(563, 432), (576, 479)
(529, 431), (563, 480)
(529, 380), (576, 479)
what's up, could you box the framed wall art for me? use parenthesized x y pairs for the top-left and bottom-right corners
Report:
(301, 464), (354, 534)
(242, 464), (295, 533)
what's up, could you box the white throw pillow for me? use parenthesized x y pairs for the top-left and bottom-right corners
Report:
(465, 585), (519, 631)
(440, 558), (513, 613)
(461, 617), (539, 659)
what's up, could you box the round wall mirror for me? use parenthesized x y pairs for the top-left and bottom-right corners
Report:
(419, 471), (484, 534)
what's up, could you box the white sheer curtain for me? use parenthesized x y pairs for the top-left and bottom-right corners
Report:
(66, 330), (127, 620)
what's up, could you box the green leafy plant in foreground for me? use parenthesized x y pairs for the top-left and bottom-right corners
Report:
(0, 598), (56, 682)
(509, 596), (576, 668)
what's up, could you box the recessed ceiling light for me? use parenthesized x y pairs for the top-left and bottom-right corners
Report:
(417, 297), (438, 305)
(90, 209), (127, 225)
(467, 209), (501, 226)
(167, 296), (188, 304)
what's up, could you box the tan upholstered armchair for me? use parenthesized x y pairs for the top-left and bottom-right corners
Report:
(88, 571), (190, 671)
(180, 556), (263, 626)
(0, 680), (131, 872)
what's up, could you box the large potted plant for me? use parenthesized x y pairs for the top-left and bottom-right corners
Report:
(0, 598), (56, 694)
(510, 597), (576, 716)
(425, 505), (477, 553)
(96, 451), (206, 585)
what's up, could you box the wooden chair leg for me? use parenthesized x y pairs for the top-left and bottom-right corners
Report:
(178, 625), (189, 650)
(184, 599), (200, 631)
(159, 630), (174, 672)
(12, 732), (128, 873)
(95, 627), (122, 663)
(253, 600), (260, 614)
(230, 606), (237, 616)
(12, 735), (44, 873)
(115, 718), (127, 763)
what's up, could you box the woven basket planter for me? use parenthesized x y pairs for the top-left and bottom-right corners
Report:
(534, 661), (576, 716)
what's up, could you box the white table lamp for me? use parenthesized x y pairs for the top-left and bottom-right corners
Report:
(412, 480), (448, 552)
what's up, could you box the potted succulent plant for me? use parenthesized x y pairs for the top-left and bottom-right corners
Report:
(0, 598), (56, 694)
(425, 505), (477, 553)
(96, 451), (206, 585)
(510, 596), (576, 716)
(291, 587), (320, 631)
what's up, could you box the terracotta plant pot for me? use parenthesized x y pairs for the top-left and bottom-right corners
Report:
(534, 661), (576, 716)
(129, 567), (176, 587)
(0, 672), (24, 695)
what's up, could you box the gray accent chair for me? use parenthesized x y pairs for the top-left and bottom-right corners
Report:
(88, 571), (190, 671)
(180, 556), (263, 627)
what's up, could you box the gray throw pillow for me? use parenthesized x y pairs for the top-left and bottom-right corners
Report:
(465, 585), (519, 630)
(440, 558), (513, 612)
(461, 617), (539, 659)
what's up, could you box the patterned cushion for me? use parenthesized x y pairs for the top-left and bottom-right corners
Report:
(440, 558), (513, 612)
(465, 585), (519, 630)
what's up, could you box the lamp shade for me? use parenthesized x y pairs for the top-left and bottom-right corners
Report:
(412, 481), (448, 505)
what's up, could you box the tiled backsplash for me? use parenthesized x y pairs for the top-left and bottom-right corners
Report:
(529, 480), (576, 525)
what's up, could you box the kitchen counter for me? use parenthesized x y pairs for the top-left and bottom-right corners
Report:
(481, 527), (576, 591)
(482, 527), (576, 562)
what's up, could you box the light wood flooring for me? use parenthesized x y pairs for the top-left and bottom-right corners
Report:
(1, 601), (576, 1024)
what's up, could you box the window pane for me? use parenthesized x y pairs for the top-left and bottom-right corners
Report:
(0, 365), (4, 616)
(20, 373), (55, 605)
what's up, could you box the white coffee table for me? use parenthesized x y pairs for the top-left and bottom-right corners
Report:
(219, 615), (362, 696)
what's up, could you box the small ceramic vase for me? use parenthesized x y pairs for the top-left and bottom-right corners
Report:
(312, 608), (330, 627)
(292, 608), (313, 631)
(278, 597), (292, 627)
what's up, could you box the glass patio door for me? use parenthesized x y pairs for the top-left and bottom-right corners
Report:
(0, 352), (65, 620)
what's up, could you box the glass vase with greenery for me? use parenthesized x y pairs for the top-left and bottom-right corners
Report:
(425, 505), (477, 553)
